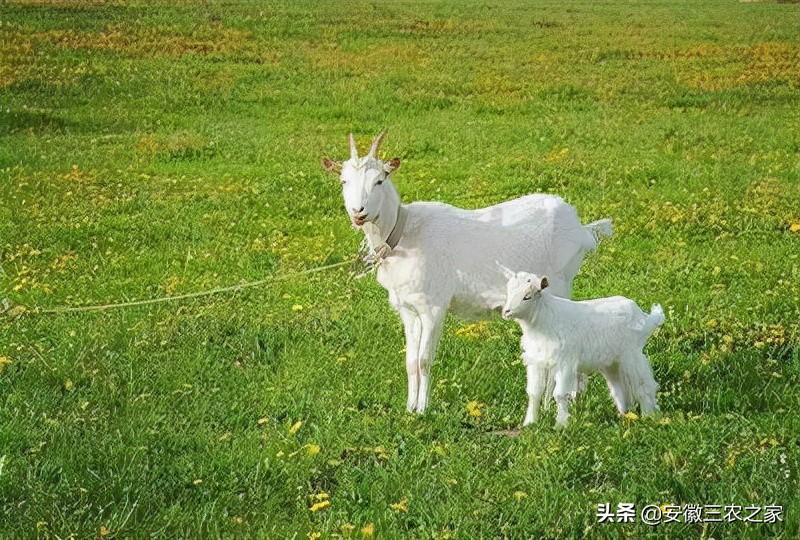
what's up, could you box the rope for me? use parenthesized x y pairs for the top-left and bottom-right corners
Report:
(16, 258), (358, 316)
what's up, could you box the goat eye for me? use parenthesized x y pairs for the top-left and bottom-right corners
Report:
(522, 293), (532, 301)
(376, 180), (383, 185)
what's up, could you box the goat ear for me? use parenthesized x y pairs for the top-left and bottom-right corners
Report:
(384, 157), (401, 173)
(539, 276), (549, 290)
(321, 158), (341, 174)
(495, 261), (515, 280)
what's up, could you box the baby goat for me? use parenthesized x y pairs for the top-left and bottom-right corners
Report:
(500, 267), (663, 427)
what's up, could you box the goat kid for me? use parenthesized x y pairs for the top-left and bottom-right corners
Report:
(322, 132), (613, 413)
(500, 268), (663, 427)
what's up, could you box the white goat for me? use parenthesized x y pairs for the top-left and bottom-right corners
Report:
(322, 132), (613, 413)
(500, 269), (663, 427)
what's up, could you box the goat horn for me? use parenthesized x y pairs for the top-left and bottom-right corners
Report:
(348, 133), (358, 161)
(368, 130), (386, 158)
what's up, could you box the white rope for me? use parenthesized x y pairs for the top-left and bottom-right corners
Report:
(18, 258), (358, 316)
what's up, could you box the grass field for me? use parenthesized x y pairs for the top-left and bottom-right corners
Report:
(2, 0), (800, 538)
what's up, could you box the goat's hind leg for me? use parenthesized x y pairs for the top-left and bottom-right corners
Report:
(600, 363), (629, 415)
(553, 366), (577, 428)
(628, 351), (659, 415)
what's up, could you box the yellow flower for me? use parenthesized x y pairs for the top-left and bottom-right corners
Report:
(361, 523), (375, 537)
(308, 532), (321, 540)
(454, 321), (490, 339)
(513, 491), (527, 501)
(193, 479), (203, 485)
(789, 221), (800, 233)
(64, 379), (74, 391)
(310, 500), (331, 512)
(341, 523), (355, 535)
(623, 411), (639, 421)
(466, 400), (484, 418)
(289, 420), (303, 434)
(312, 492), (329, 501)
(257, 417), (269, 426)
(292, 304), (304, 312)
(390, 497), (408, 512)
(0, 357), (12, 373)
(306, 444), (321, 456)
(99, 525), (111, 537)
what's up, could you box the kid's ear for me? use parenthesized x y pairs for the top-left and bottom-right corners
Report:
(321, 158), (342, 174)
(539, 276), (549, 290)
(384, 157), (401, 173)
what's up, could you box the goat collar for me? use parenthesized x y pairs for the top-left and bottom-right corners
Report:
(385, 204), (407, 250)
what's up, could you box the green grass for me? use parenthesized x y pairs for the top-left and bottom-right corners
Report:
(1, 0), (799, 538)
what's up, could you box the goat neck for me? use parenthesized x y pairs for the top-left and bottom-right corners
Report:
(362, 179), (403, 252)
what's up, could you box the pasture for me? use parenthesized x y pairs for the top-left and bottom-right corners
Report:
(1, 0), (799, 538)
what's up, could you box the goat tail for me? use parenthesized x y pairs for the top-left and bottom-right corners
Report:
(584, 218), (614, 247)
(643, 304), (665, 339)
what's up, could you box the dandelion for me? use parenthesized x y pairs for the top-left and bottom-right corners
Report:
(513, 491), (527, 501)
(789, 221), (800, 233)
(306, 444), (321, 456)
(390, 497), (408, 513)
(292, 304), (304, 312)
(99, 525), (110, 536)
(623, 411), (639, 421)
(466, 400), (484, 418)
(257, 417), (269, 426)
(193, 479), (203, 485)
(310, 500), (330, 512)
(454, 321), (490, 339)
(0, 356), (12, 373)
(308, 532), (321, 540)
(64, 379), (74, 391)
(289, 420), (303, 434)
(361, 523), (375, 537)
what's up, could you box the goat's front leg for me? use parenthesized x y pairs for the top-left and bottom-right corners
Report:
(414, 308), (445, 414)
(399, 308), (422, 412)
(523, 363), (548, 426)
(553, 365), (577, 428)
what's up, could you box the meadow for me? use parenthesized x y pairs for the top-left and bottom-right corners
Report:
(1, 0), (799, 538)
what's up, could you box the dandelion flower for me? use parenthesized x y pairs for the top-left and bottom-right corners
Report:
(289, 420), (303, 434)
(623, 411), (639, 421)
(466, 400), (484, 418)
(390, 497), (408, 513)
(310, 500), (331, 512)
(0, 357), (12, 373)
(361, 523), (375, 537)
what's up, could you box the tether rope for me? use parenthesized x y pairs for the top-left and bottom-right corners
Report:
(10, 258), (358, 317)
